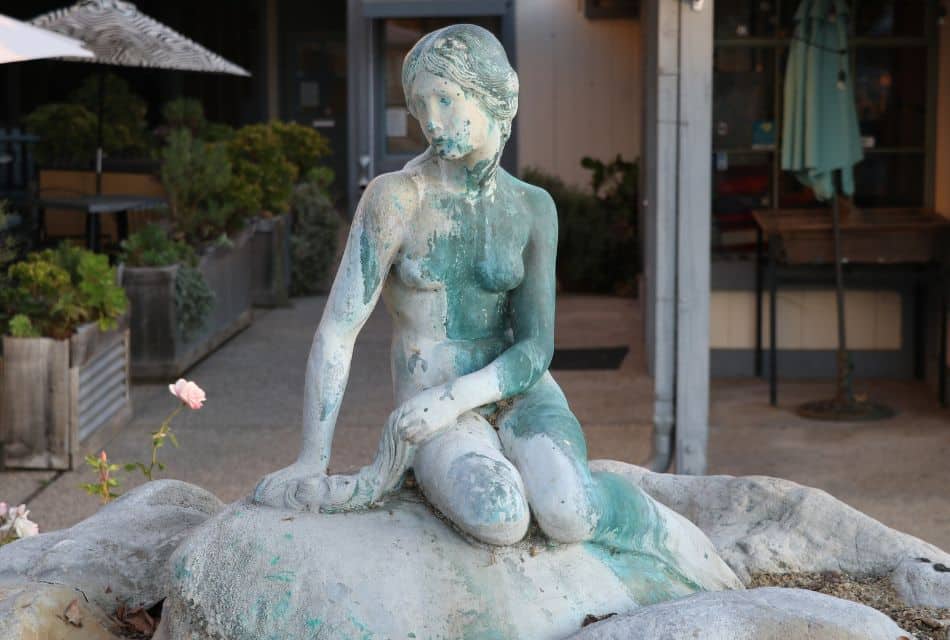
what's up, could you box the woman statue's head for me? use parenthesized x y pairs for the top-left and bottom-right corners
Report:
(402, 24), (518, 160)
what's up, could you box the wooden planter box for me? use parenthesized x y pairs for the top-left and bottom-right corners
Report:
(122, 226), (254, 380)
(1, 315), (132, 470)
(250, 213), (292, 307)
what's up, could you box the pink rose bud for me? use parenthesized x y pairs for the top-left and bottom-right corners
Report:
(0, 502), (7, 518)
(169, 379), (206, 410)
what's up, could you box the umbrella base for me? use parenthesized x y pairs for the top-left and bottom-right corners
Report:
(796, 397), (895, 422)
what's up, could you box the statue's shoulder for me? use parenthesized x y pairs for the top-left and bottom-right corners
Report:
(502, 171), (557, 229)
(360, 170), (421, 228)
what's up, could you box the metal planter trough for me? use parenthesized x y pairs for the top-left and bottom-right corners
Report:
(250, 213), (291, 307)
(122, 226), (254, 380)
(1, 315), (132, 470)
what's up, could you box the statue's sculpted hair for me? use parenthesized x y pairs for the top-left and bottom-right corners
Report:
(402, 24), (519, 140)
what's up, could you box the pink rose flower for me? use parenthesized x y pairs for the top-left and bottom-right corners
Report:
(0, 503), (7, 519)
(168, 379), (206, 410)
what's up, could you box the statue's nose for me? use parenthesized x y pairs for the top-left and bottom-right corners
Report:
(426, 119), (443, 135)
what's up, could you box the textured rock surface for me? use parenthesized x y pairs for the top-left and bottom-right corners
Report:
(594, 461), (950, 585)
(891, 556), (950, 609)
(156, 489), (740, 640)
(0, 582), (122, 640)
(0, 480), (222, 612)
(567, 587), (911, 640)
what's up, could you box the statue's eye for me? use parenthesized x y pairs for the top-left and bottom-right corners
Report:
(439, 96), (451, 106)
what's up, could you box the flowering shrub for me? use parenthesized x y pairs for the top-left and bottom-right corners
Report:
(0, 502), (39, 545)
(81, 379), (206, 503)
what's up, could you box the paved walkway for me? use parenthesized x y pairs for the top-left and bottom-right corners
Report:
(5, 295), (949, 552)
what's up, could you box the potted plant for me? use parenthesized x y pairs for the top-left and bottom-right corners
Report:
(290, 167), (343, 296)
(227, 121), (332, 307)
(120, 129), (254, 379)
(0, 245), (131, 470)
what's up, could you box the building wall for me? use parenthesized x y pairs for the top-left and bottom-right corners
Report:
(936, 14), (950, 215)
(515, 0), (641, 186)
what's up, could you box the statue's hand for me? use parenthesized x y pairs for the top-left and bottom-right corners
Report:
(395, 386), (462, 445)
(252, 461), (328, 510)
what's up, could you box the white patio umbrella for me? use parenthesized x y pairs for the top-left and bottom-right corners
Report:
(0, 13), (93, 64)
(29, 0), (250, 192)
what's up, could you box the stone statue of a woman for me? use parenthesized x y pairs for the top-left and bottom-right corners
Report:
(252, 25), (722, 577)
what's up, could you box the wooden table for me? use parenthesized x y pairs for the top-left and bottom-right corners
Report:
(39, 194), (167, 252)
(752, 208), (950, 407)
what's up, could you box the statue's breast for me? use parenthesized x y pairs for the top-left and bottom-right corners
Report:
(396, 191), (530, 294)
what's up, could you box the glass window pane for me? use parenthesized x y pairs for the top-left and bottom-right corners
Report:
(853, 153), (924, 207)
(713, 151), (772, 252)
(854, 47), (927, 149)
(382, 17), (501, 156)
(714, 48), (775, 150)
(715, 0), (778, 38)
(855, 0), (927, 38)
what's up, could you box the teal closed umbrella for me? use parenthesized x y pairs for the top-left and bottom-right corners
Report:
(781, 0), (891, 420)
(781, 0), (863, 200)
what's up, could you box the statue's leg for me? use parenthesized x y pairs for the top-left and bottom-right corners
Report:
(496, 372), (660, 552)
(413, 411), (530, 546)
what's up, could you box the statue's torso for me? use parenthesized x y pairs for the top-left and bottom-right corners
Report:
(382, 169), (532, 402)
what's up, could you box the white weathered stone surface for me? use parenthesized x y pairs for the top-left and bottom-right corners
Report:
(891, 556), (950, 609)
(0, 480), (222, 612)
(0, 582), (122, 640)
(594, 460), (950, 586)
(567, 587), (911, 640)
(156, 491), (740, 640)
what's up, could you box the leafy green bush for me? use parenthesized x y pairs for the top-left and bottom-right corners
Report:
(22, 103), (98, 166)
(159, 98), (233, 144)
(70, 73), (149, 158)
(161, 129), (245, 247)
(291, 171), (341, 296)
(522, 154), (640, 295)
(269, 121), (331, 181)
(227, 124), (298, 218)
(120, 223), (195, 267)
(1, 245), (128, 339)
(120, 224), (214, 340)
(174, 264), (215, 340)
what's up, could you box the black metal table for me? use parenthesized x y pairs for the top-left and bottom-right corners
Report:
(39, 194), (167, 252)
(752, 208), (950, 408)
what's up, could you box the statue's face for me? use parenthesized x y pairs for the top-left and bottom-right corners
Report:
(409, 70), (493, 160)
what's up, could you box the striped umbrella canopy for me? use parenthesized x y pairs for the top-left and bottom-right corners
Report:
(30, 0), (249, 76)
(0, 13), (93, 64)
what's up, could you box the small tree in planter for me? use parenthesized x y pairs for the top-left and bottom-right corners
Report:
(120, 130), (255, 379)
(0, 245), (131, 469)
(229, 121), (333, 306)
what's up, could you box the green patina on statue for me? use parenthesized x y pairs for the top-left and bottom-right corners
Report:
(251, 24), (736, 602)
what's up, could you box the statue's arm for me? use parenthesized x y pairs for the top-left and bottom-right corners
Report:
(298, 174), (412, 471)
(396, 189), (557, 443)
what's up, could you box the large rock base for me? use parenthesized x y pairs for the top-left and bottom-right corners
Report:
(157, 489), (739, 640)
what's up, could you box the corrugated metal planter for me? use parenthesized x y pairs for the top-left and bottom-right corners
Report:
(250, 213), (291, 307)
(122, 226), (254, 380)
(0, 314), (132, 470)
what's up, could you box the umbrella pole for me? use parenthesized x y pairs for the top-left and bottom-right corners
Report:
(831, 195), (853, 405)
(797, 192), (893, 421)
(95, 67), (104, 195)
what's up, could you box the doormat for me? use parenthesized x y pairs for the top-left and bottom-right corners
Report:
(550, 346), (629, 370)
